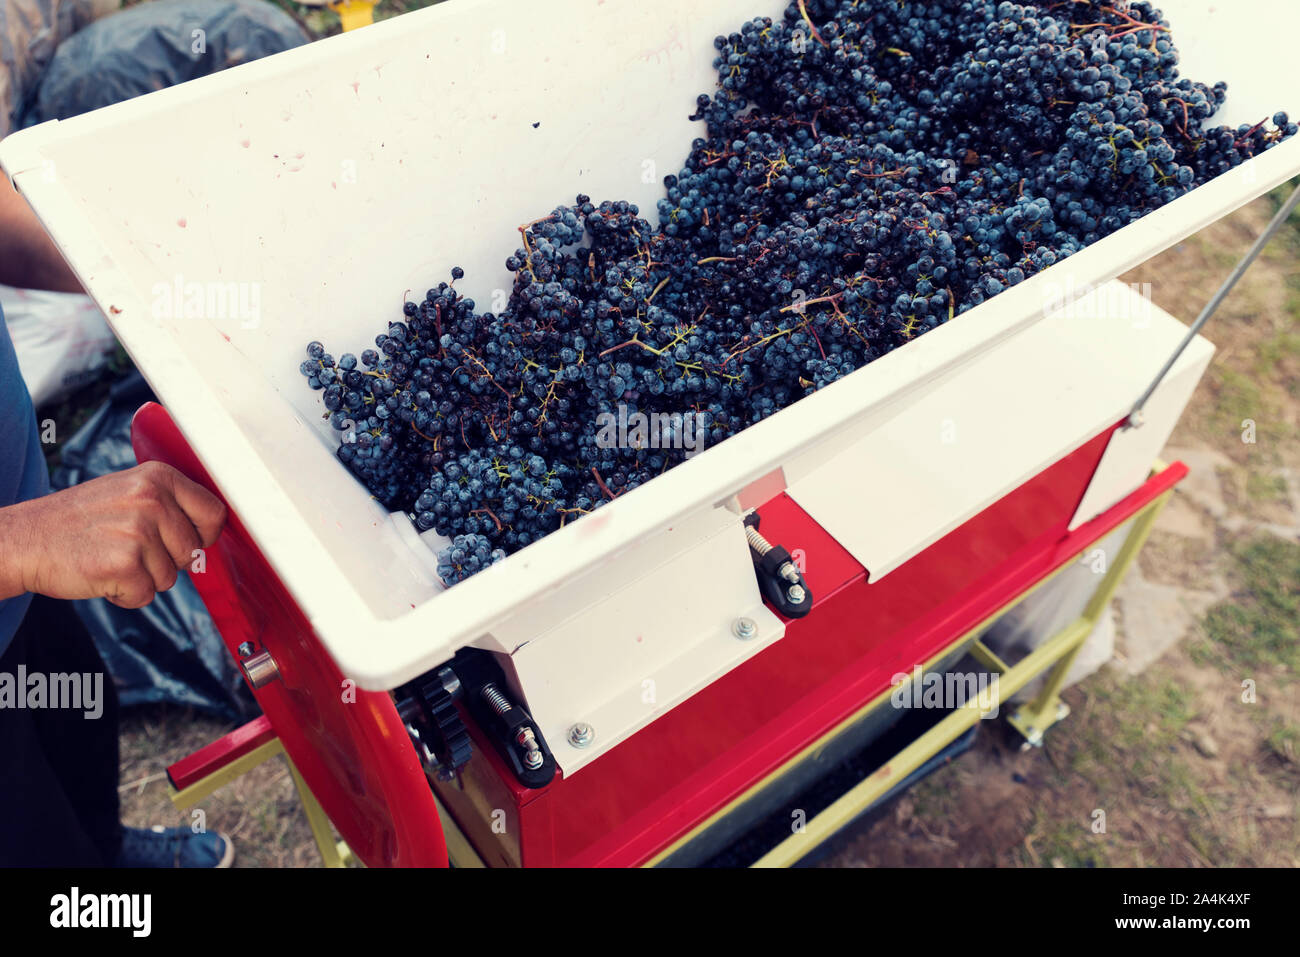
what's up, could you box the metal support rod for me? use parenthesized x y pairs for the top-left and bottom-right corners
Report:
(1126, 178), (1300, 428)
(286, 756), (348, 868)
(968, 639), (1012, 676)
(170, 735), (351, 868)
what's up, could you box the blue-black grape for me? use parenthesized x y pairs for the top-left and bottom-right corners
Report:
(300, 0), (1294, 587)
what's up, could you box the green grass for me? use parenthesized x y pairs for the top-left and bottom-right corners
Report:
(1072, 675), (1196, 764)
(1068, 677), (1200, 802)
(1266, 176), (1300, 246)
(907, 773), (953, 821)
(1198, 536), (1300, 674)
(1246, 471), (1290, 505)
(1264, 720), (1300, 767)
(1055, 670), (1239, 865)
(1260, 175), (1300, 367)
(1207, 367), (1268, 442)
(1255, 327), (1300, 365)
(1022, 813), (1110, 868)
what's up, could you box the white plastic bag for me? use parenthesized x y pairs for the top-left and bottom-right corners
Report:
(980, 521), (1128, 702)
(0, 282), (117, 407)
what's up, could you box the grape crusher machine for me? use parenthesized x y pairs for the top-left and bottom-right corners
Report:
(3, 0), (1297, 866)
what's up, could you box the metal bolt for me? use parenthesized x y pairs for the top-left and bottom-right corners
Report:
(786, 583), (807, 605)
(745, 522), (802, 585)
(567, 722), (595, 748)
(732, 617), (758, 640)
(516, 727), (545, 769)
(237, 641), (254, 658)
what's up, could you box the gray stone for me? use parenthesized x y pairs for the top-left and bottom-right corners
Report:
(1282, 468), (1300, 521)
(1113, 565), (1225, 675)
(1156, 491), (1212, 540)
(1162, 444), (1232, 520)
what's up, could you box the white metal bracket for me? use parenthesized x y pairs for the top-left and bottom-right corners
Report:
(495, 507), (783, 776)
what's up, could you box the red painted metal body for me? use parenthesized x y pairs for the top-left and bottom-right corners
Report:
(132, 403), (1183, 867)
(166, 715), (276, 791)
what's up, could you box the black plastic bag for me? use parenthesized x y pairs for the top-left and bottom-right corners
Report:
(21, 0), (308, 127)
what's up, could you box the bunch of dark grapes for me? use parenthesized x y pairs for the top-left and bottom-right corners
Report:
(436, 534), (506, 584)
(299, 0), (1295, 586)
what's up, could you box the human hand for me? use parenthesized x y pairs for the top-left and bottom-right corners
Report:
(0, 461), (226, 607)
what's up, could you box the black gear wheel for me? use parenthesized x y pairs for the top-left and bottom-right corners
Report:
(395, 666), (472, 777)
(421, 679), (473, 773)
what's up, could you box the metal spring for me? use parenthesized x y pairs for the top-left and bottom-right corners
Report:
(744, 524), (772, 556)
(480, 683), (513, 718)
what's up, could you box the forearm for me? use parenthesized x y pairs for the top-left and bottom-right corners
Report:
(0, 176), (82, 294)
(0, 501), (36, 601)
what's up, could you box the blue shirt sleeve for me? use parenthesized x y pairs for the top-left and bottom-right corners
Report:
(0, 301), (52, 655)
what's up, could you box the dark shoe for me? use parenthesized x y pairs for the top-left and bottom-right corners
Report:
(115, 825), (234, 868)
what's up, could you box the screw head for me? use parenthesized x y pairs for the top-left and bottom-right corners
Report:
(237, 642), (254, 658)
(567, 722), (595, 748)
(786, 583), (807, 605)
(523, 750), (544, 770)
(732, 617), (758, 640)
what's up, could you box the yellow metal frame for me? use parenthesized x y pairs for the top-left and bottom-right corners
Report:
(168, 736), (353, 867)
(644, 474), (1174, 868)
(434, 795), (486, 868)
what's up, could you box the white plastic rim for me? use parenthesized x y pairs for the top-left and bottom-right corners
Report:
(2, 0), (1297, 689)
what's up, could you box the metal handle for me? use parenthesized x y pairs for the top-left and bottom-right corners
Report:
(240, 649), (280, 688)
(1126, 178), (1300, 428)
